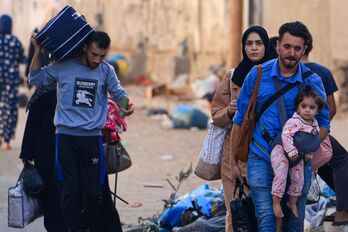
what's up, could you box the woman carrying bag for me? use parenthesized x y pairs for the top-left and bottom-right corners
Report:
(211, 26), (277, 232)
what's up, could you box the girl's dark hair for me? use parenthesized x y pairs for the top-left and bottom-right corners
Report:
(295, 85), (325, 112)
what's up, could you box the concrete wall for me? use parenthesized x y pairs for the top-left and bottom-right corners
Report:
(261, 0), (348, 113)
(262, 0), (332, 67)
(1, 0), (232, 83)
(0, 0), (55, 48)
(2, 0), (348, 92)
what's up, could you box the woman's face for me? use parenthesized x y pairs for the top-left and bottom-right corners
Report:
(244, 32), (265, 62)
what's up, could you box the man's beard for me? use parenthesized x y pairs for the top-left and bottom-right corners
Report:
(86, 60), (99, 69)
(280, 56), (300, 69)
(84, 56), (99, 69)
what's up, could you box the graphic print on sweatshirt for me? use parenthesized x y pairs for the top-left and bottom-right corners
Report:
(72, 78), (98, 108)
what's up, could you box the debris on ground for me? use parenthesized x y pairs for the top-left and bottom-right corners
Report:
(170, 105), (208, 129)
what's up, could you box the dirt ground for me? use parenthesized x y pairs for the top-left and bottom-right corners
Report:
(1, 84), (348, 232)
(114, 85), (221, 226)
(96, 84), (348, 232)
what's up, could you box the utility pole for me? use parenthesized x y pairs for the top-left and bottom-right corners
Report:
(230, 0), (243, 67)
(249, 0), (262, 26)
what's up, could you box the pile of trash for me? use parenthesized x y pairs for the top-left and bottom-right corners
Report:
(123, 167), (338, 232)
(146, 104), (210, 130)
(123, 165), (226, 232)
(305, 175), (337, 231)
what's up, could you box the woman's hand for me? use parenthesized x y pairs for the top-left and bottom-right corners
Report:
(230, 161), (241, 180)
(228, 99), (237, 117)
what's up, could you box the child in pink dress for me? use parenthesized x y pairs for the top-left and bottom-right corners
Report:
(271, 85), (325, 220)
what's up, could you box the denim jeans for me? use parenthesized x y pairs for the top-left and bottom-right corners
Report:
(247, 152), (312, 232)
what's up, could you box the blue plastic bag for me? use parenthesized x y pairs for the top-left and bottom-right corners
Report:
(170, 105), (208, 129)
(158, 184), (223, 231)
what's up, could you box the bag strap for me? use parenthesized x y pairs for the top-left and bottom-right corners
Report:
(233, 179), (248, 199)
(15, 168), (25, 186)
(273, 77), (287, 128)
(252, 65), (262, 103)
(229, 69), (235, 102)
(256, 70), (313, 122)
(109, 190), (129, 205)
(113, 172), (118, 205)
(259, 70), (313, 144)
(233, 177), (252, 200)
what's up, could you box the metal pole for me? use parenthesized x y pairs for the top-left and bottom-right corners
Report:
(249, 0), (262, 26)
(230, 0), (243, 67)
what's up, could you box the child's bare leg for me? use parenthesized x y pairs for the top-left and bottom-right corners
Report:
(287, 195), (299, 218)
(272, 195), (284, 218)
(287, 160), (303, 218)
(276, 217), (283, 232)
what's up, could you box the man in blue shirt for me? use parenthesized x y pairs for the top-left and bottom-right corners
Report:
(231, 21), (330, 231)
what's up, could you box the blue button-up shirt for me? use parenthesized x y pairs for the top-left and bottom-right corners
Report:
(233, 58), (330, 161)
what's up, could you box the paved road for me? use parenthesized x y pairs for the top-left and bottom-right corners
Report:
(0, 109), (43, 232)
(1, 108), (347, 231)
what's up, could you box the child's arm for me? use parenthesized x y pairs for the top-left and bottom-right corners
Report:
(281, 118), (302, 159)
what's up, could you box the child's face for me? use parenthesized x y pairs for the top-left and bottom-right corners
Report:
(297, 96), (318, 121)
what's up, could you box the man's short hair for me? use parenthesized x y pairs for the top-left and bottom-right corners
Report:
(85, 31), (111, 49)
(304, 31), (313, 56)
(278, 21), (311, 47)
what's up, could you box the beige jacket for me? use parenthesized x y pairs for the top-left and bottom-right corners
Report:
(211, 69), (240, 135)
(211, 69), (241, 180)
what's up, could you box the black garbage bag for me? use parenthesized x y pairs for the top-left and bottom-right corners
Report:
(173, 215), (225, 232)
(230, 179), (258, 232)
(22, 163), (45, 196)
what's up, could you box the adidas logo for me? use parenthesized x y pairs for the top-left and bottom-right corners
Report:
(91, 157), (99, 165)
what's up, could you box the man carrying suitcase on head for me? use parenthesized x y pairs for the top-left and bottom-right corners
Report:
(29, 31), (134, 232)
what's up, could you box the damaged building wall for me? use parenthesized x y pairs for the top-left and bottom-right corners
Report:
(99, 0), (231, 83)
(262, 0), (332, 67)
(262, 0), (348, 114)
(1, 0), (231, 84)
(329, 1), (348, 114)
(2, 0), (348, 113)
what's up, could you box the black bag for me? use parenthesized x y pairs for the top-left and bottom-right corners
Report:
(230, 179), (258, 232)
(8, 169), (43, 228)
(103, 141), (132, 174)
(22, 163), (45, 197)
(35, 5), (94, 62)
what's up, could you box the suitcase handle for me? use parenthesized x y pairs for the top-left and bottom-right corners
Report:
(40, 37), (51, 47)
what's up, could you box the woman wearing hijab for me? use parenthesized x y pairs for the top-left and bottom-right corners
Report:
(211, 25), (277, 232)
(0, 14), (26, 150)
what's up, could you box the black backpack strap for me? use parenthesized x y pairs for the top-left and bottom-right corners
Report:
(258, 70), (313, 144)
(256, 70), (313, 123)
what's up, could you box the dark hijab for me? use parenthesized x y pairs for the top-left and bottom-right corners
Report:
(0, 14), (12, 34)
(232, 26), (276, 88)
